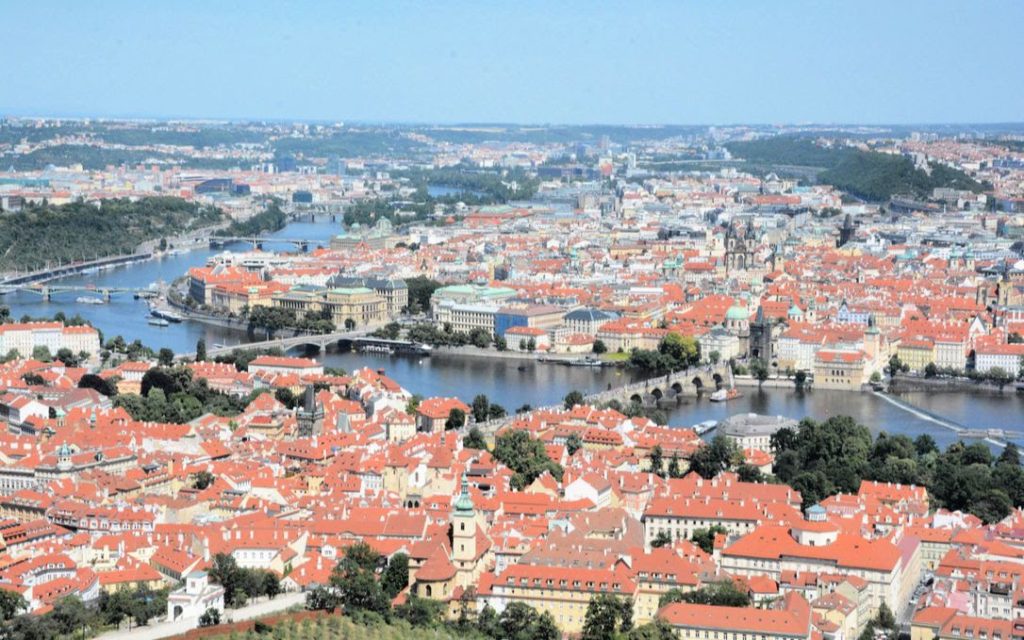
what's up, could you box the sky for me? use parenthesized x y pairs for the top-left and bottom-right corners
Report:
(3, 0), (1023, 125)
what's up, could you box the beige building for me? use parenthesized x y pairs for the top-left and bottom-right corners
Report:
(813, 349), (869, 390)
(271, 286), (388, 329)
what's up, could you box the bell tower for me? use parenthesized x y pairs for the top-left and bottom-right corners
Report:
(451, 474), (477, 570)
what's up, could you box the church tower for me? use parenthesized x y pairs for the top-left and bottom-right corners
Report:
(296, 386), (324, 438)
(452, 474), (477, 569)
(837, 213), (855, 247)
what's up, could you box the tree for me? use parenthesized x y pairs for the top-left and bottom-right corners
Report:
(21, 372), (45, 386)
(737, 464), (765, 483)
(78, 373), (118, 397)
(999, 442), (1021, 467)
(987, 366), (1014, 391)
(471, 394), (491, 422)
(262, 572), (281, 599)
(648, 445), (665, 477)
(592, 339), (607, 354)
(275, 387), (297, 409)
(749, 358), (770, 387)
(446, 408), (467, 431)
(525, 337), (537, 352)
(464, 427), (487, 450)
(494, 429), (563, 489)
(658, 332), (700, 369)
(51, 596), (90, 638)
(887, 354), (903, 377)
(564, 389), (585, 409)
(55, 347), (80, 366)
(0, 587), (26, 622)
(344, 318), (356, 330)
(651, 531), (672, 548)
(582, 594), (633, 640)
(381, 553), (409, 598)
(208, 553), (244, 607)
(689, 436), (741, 479)
(708, 350), (721, 365)
(794, 370), (807, 389)
(566, 433), (583, 456)
(158, 347), (175, 367)
(671, 581), (750, 607)
(32, 345), (52, 362)
(667, 453), (682, 478)
(305, 585), (336, 611)
(196, 338), (207, 362)
(198, 607), (221, 627)
(329, 542), (389, 614)
(628, 619), (677, 640)
(487, 403), (507, 420)
(691, 525), (728, 553)
(914, 433), (938, 457)
(394, 594), (444, 627)
(925, 362), (938, 378)
(192, 470), (215, 490)
(499, 602), (550, 640)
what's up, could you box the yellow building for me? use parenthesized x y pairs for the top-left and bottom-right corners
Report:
(271, 286), (388, 330)
(896, 338), (935, 373)
(813, 349), (869, 390)
(485, 561), (636, 634)
(324, 287), (387, 328)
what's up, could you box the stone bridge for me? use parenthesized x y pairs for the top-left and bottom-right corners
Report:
(587, 362), (732, 408)
(470, 362), (732, 436)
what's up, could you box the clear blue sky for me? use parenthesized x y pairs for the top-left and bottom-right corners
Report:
(3, 0), (1022, 124)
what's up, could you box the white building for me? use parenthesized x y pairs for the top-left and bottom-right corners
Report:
(167, 571), (225, 623)
(974, 343), (1024, 374)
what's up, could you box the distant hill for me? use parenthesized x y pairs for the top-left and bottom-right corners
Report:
(0, 197), (222, 271)
(726, 136), (987, 202)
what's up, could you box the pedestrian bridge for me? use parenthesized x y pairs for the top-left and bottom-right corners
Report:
(470, 362), (732, 436)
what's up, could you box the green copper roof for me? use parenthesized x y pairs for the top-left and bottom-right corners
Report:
(454, 474), (475, 514)
(725, 305), (749, 321)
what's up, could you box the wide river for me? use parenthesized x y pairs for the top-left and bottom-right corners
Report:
(2, 219), (1021, 449)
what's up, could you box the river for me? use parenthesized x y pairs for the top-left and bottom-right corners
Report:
(1, 219), (1021, 450)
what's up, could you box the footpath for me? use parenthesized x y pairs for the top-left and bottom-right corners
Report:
(96, 592), (305, 640)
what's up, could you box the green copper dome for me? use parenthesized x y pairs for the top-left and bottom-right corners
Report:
(454, 474), (475, 514)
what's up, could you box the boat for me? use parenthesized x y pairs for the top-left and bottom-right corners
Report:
(709, 388), (741, 402)
(148, 317), (170, 327)
(148, 304), (184, 323)
(565, 356), (605, 367)
(76, 296), (105, 305)
(694, 420), (718, 436)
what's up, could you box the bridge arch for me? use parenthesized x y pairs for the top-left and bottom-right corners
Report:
(651, 388), (663, 400)
(691, 376), (705, 392)
(630, 393), (643, 405)
(670, 381), (683, 395)
(712, 373), (724, 388)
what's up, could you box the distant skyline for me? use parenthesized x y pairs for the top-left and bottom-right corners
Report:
(3, 0), (1023, 125)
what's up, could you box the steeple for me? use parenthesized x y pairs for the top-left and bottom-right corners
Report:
(454, 473), (475, 515)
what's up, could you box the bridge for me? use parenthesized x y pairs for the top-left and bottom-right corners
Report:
(180, 329), (373, 360)
(469, 362), (732, 436)
(207, 236), (330, 251)
(0, 283), (158, 301)
(0, 253), (152, 287)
